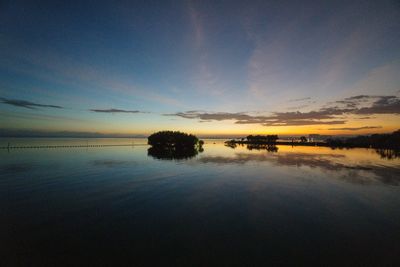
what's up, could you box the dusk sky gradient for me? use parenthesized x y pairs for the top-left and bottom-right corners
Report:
(1, 0), (399, 136)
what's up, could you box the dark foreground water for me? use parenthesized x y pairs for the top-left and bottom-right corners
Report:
(1, 138), (400, 266)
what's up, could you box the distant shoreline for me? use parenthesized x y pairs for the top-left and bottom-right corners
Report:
(229, 140), (328, 147)
(226, 140), (399, 150)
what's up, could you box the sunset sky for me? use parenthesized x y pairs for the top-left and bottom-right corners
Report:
(1, 0), (399, 137)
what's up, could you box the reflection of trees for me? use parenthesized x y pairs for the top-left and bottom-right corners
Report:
(225, 141), (237, 149)
(225, 141), (278, 152)
(375, 149), (400, 160)
(246, 144), (278, 152)
(225, 135), (279, 148)
(148, 146), (200, 160)
(326, 129), (400, 149)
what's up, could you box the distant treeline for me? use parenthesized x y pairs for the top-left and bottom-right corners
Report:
(326, 130), (400, 149)
(246, 135), (279, 143)
(227, 135), (279, 144)
(225, 130), (400, 150)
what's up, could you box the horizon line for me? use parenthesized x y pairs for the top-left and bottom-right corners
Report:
(1, 128), (397, 139)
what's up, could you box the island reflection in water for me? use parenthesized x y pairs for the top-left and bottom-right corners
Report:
(1, 138), (399, 266)
(148, 146), (203, 160)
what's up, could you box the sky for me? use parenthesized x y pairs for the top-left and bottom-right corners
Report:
(0, 0), (399, 137)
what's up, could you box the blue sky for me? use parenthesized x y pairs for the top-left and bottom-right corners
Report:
(1, 0), (399, 136)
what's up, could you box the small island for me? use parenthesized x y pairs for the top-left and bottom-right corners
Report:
(225, 135), (279, 151)
(225, 130), (400, 151)
(147, 131), (204, 160)
(225, 135), (278, 146)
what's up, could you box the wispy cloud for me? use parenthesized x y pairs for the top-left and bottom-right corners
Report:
(166, 110), (347, 126)
(287, 105), (310, 110)
(90, 108), (143, 114)
(167, 95), (400, 127)
(331, 95), (400, 114)
(186, 2), (226, 97)
(261, 120), (346, 126)
(289, 97), (311, 102)
(357, 116), (373, 120)
(243, 1), (400, 107)
(0, 44), (184, 108)
(188, 2), (204, 49)
(0, 97), (63, 109)
(355, 96), (400, 115)
(166, 111), (250, 121)
(327, 126), (382, 131)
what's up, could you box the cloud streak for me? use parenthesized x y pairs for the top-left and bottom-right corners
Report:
(167, 95), (400, 127)
(167, 110), (347, 126)
(289, 97), (311, 102)
(197, 152), (400, 185)
(327, 126), (382, 131)
(0, 97), (63, 109)
(90, 108), (143, 114)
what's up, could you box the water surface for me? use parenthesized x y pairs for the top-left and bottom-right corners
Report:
(1, 138), (399, 266)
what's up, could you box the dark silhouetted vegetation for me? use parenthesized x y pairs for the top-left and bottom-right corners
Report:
(246, 135), (279, 144)
(224, 141), (278, 152)
(246, 144), (278, 152)
(225, 141), (237, 148)
(148, 131), (202, 148)
(225, 130), (399, 153)
(375, 148), (400, 160)
(326, 130), (400, 150)
(148, 146), (200, 160)
(147, 131), (203, 160)
(225, 134), (278, 146)
(225, 134), (279, 151)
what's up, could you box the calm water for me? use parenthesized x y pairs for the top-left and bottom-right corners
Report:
(1, 138), (400, 266)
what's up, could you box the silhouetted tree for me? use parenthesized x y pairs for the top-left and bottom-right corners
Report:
(326, 130), (400, 149)
(147, 131), (203, 160)
(246, 135), (278, 144)
(300, 136), (307, 143)
(375, 149), (400, 160)
(148, 131), (201, 149)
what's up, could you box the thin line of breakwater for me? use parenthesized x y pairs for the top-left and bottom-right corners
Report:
(0, 144), (148, 149)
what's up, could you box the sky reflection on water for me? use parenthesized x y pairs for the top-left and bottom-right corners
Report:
(1, 139), (399, 266)
(198, 145), (400, 186)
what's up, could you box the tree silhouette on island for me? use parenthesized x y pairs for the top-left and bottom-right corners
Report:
(147, 131), (204, 160)
(225, 134), (279, 151)
(224, 130), (400, 151)
(326, 129), (400, 149)
(226, 134), (278, 145)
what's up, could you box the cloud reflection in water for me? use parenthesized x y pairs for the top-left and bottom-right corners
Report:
(198, 151), (400, 186)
